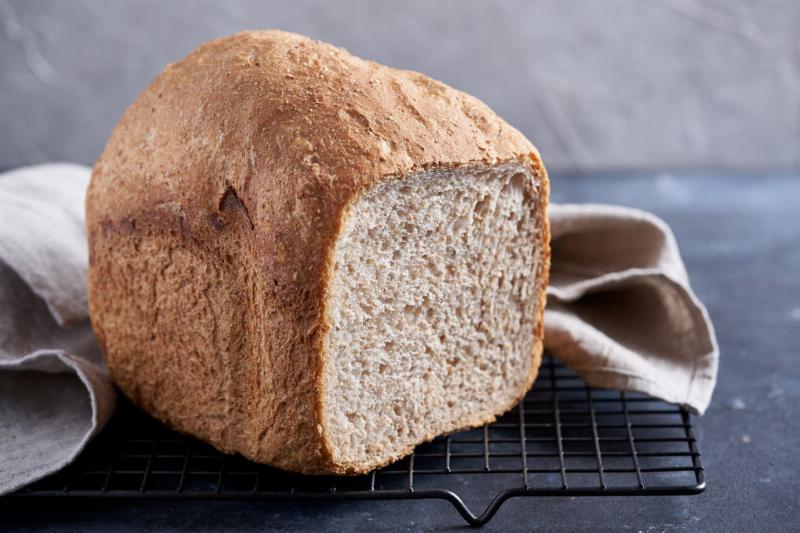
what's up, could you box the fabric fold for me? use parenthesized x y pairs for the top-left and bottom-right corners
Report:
(0, 164), (116, 496)
(544, 204), (718, 414)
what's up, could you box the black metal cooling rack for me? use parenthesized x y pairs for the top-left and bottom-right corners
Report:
(12, 355), (705, 527)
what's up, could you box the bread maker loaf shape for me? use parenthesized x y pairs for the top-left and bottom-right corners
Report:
(87, 30), (550, 474)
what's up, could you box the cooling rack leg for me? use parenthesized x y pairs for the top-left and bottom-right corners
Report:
(414, 491), (483, 527)
(427, 489), (525, 527)
(470, 491), (523, 527)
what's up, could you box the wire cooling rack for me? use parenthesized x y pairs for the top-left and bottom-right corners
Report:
(12, 355), (705, 526)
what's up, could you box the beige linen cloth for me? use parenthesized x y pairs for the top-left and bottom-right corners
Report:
(0, 164), (718, 496)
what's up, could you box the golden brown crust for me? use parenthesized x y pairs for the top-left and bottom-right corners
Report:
(87, 30), (550, 474)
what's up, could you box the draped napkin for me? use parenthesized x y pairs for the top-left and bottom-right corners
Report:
(0, 164), (718, 496)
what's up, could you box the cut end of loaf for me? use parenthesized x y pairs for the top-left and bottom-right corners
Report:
(322, 162), (546, 472)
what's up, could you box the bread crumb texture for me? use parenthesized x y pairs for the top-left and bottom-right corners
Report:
(325, 163), (545, 471)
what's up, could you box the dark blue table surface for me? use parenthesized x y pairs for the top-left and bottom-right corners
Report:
(3, 172), (799, 532)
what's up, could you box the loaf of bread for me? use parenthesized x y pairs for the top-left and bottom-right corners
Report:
(86, 30), (550, 474)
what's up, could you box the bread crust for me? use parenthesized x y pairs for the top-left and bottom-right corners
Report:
(87, 30), (550, 474)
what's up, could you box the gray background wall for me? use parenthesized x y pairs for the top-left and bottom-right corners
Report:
(1, 0), (797, 172)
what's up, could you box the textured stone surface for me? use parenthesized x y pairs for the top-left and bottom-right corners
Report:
(3, 172), (799, 531)
(1, 0), (798, 172)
